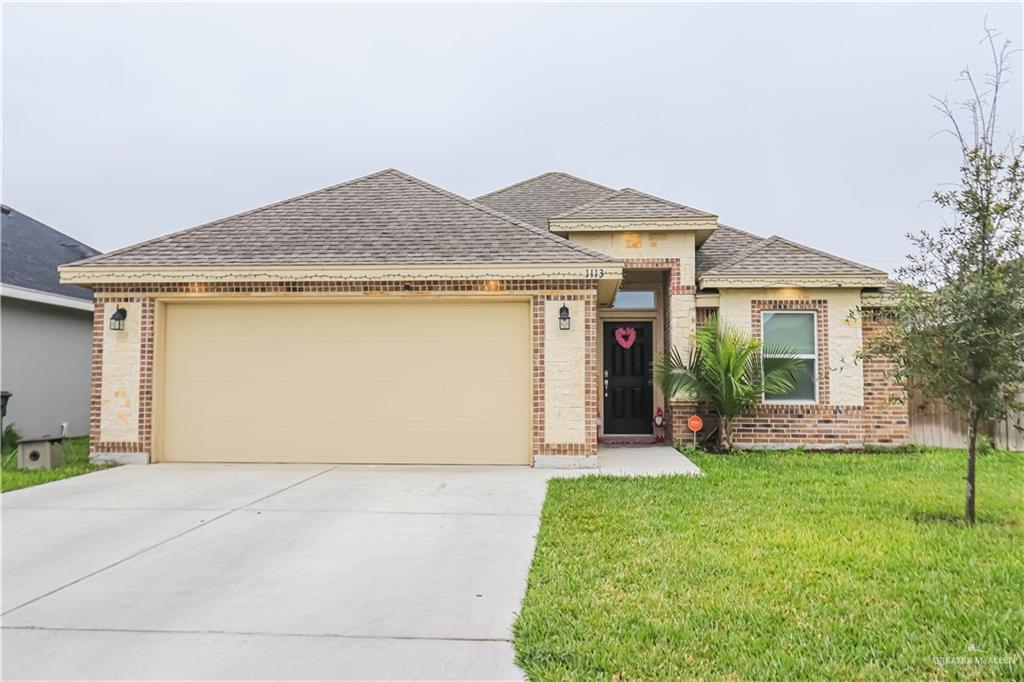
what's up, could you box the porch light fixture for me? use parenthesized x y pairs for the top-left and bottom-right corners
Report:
(109, 306), (128, 331)
(558, 303), (571, 331)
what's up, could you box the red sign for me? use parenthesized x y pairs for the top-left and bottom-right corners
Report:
(687, 415), (704, 432)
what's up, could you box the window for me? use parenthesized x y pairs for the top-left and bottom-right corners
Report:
(612, 290), (656, 310)
(762, 311), (817, 402)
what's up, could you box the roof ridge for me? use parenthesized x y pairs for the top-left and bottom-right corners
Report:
(706, 235), (780, 273)
(474, 171), (616, 201)
(549, 189), (625, 220)
(551, 186), (715, 220)
(386, 170), (615, 263)
(73, 168), (400, 267)
(617, 187), (716, 217)
(710, 223), (766, 241)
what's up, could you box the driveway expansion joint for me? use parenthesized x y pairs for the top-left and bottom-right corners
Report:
(2, 624), (513, 644)
(240, 508), (538, 517)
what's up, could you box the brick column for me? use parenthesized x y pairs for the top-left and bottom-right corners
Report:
(91, 295), (153, 464)
(861, 310), (910, 445)
(533, 292), (599, 467)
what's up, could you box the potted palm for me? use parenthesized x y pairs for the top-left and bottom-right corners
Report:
(654, 315), (802, 452)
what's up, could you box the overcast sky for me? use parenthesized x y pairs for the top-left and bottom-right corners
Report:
(3, 2), (1022, 273)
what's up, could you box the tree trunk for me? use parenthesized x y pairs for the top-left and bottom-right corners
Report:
(965, 412), (979, 525)
(719, 415), (732, 453)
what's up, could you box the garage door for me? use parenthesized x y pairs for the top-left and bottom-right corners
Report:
(158, 300), (531, 464)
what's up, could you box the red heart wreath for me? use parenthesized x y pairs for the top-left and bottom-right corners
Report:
(614, 327), (637, 349)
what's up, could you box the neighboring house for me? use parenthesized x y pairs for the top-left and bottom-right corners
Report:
(1, 205), (99, 438)
(59, 169), (908, 467)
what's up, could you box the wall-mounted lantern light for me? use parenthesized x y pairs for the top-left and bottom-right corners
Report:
(109, 306), (128, 331)
(558, 303), (571, 331)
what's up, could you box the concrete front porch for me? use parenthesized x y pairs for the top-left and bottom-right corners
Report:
(597, 445), (702, 476)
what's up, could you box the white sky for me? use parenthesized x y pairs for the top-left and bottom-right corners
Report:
(3, 2), (1022, 273)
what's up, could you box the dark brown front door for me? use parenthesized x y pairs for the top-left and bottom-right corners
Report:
(603, 321), (653, 434)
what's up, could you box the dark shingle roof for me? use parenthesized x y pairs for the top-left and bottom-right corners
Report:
(695, 224), (766, 276)
(703, 235), (885, 278)
(73, 169), (613, 268)
(474, 172), (615, 229)
(552, 188), (715, 221)
(1, 205), (98, 299)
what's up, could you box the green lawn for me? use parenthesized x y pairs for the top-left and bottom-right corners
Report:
(515, 449), (1023, 680)
(1, 437), (115, 492)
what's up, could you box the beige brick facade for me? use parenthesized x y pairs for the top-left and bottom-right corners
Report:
(668, 296), (909, 449)
(98, 301), (142, 442)
(83, 260), (906, 459)
(861, 311), (910, 445)
(88, 279), (600, 464)
(542, 300), (587, 445)
(668, 293), (696, 360)
(91, 298), (154, 457)
(533, 293), (599, 457)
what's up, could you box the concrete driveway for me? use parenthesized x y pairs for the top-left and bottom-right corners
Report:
(2, 462), (580, 681)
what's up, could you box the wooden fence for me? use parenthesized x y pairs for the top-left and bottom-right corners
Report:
(908, 386), (1024, 451)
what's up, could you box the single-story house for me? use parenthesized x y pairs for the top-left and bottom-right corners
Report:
(2, 204), (100, 438)
(59, 169), (908, 467)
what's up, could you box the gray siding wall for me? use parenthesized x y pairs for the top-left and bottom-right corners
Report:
(1, 297), (93, 438)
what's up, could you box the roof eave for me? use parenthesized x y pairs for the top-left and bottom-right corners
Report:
(0, 283), (94, 311)
(699, 273), (888, 289)
(550, 217), (719, 243)
(59, 261), (624, 288)
(861, 290), (898, 307)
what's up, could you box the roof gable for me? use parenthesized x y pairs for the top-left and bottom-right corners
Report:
(551, 188), (715, 221)
(1, 206), (98, 299)
(74, 169), (613, 268)
(474, 171), (615, 229)
(705, 235), (885, 277)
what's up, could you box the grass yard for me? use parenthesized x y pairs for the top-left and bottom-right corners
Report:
(515, 449), (1023, 680)
(1, 437), (115, 492)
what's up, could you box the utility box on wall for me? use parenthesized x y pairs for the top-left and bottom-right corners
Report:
(17, 438), (65, 470)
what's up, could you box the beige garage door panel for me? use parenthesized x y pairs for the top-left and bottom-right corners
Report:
(160, 300), (531, 464)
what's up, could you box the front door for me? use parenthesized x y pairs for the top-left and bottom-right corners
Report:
(603, 321), (653, 434)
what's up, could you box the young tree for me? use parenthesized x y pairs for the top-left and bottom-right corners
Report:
(654, 315), (801, 452)
(876, 27), (1024, 525)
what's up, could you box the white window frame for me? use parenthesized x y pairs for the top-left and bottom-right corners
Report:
(762, 310), (819, 405)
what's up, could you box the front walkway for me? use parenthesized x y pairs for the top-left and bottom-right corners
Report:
(598, 445), (702, 476)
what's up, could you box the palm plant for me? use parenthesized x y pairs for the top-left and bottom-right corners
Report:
(654, 315), (803, 451)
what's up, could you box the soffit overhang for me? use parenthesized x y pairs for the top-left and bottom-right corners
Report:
(699, 273), (888, 289)
(694, 292), (720, 306)
(861, 290), (897, 307)
(549, 217), (718, 246)
(59, 262), (625, 304)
